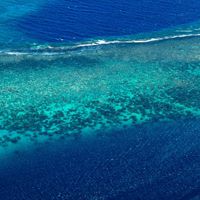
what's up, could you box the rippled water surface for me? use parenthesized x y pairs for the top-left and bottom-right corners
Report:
(15, 0), (200, 41)
(0, 1), (200, 199)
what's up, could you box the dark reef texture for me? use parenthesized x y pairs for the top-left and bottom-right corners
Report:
(0, 37), (200, 147)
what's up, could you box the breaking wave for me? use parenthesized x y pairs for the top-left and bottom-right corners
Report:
(1, 33), (200, 56)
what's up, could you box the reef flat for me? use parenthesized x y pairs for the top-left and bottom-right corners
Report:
(0, 35), (200, 149)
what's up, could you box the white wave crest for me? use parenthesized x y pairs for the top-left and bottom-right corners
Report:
(1, 33), (200, 56)
(75, 33), (200, 48)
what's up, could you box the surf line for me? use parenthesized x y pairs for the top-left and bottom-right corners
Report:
(1, 33), (200, 56)
(75, 33), (200, 48)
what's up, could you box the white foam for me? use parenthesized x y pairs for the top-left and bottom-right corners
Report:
(1, 33), (200, 56)
(4, 51), (29, 55)
(74, 33), (200, 48)
(0, 50), (64, 56)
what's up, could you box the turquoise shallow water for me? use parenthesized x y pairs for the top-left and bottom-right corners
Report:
(1, 30), (200, 156)
(1, 1), (200, 199)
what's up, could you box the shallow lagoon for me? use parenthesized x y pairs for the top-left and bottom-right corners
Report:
(1, 34), (200, 149)
(0, 34), (200, 199)
(0, 0), (200, 199)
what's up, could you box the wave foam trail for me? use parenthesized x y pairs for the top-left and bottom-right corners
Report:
(75, 33), (200, 47)
(1, 33), (200, 56)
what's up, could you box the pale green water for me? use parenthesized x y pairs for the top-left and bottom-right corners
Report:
(0, 34), (200, 155)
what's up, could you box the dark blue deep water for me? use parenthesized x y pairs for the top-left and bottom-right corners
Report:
(1, 120), (200, 200)
(1, 1), (200, 200)
(16, 0), (200, 42)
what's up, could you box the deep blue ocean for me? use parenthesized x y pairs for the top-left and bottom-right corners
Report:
(15, 0), (200, 42)
(0, 0), (200, 200)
